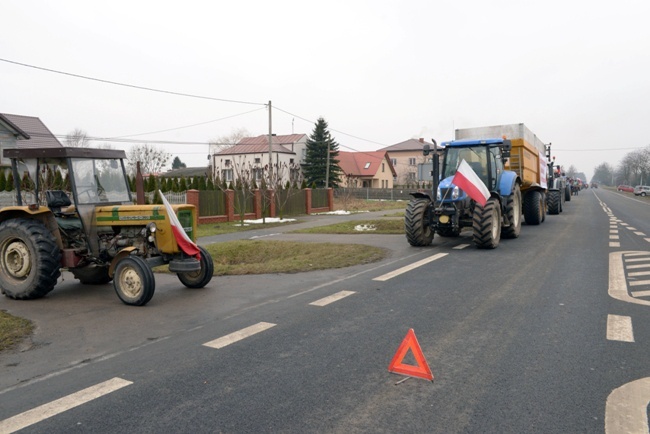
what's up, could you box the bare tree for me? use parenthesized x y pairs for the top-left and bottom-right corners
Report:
(64, 128), (92, 148)
(269, 162), (304, 220)
(126, 144), (171, 176)
(209, 127), (250, 154)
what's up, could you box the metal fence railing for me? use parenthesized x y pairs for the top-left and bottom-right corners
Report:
(333, 188), (414, 201)
(198, 190), (225, 216)
(275, 189), (305, 216)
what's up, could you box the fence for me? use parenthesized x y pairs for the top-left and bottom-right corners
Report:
(333, 188), (416, 201)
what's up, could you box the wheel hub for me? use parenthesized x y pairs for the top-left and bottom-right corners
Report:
(4, 241), (31, 278)
(120, 268), (142, 298)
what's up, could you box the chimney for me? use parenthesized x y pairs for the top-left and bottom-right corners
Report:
(419, 138), (424, 143)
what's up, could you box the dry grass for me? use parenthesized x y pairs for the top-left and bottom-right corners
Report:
(0, 310), (33, 352)
(291, 219), (404, 234)
(204, 240), (387, 275)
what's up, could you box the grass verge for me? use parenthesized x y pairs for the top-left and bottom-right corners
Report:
(196, 219), (301, 237)
(0, 310), (33, 352)
(155, 240), (387, 275)
(290, 219), (404, 235)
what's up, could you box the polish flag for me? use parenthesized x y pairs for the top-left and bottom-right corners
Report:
(159, 191), (201, 259)
(451, 160), (490, 207)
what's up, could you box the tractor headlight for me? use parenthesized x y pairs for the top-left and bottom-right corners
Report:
(147, 222), (157, 233)
(452, 186), (459, 199)
(436, 188), (441, 201)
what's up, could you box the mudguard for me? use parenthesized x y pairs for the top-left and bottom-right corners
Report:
(498, 171), (519, 196)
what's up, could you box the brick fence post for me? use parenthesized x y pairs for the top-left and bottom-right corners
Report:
(268, 189), (276, 218)
(253, 189), (262, 219)
(225, 189), (235, 222)
(186, 189), (200, 228)
(305, 188), (312, 215)
(327, 188), (334, 211)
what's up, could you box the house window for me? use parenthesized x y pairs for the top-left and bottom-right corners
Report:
(408, 158), (416, 166)
(254, 158), (261, 164)
(382, 163), (385, 172)
(290, 158), (294, 164)
(253, 168), (263, 180)
(407, 172), (416, 181)
(391, 158), (397, 166)
(224, 159), (231, 167)
(222, 169), (233, 181)
(364, 162), (371, 169)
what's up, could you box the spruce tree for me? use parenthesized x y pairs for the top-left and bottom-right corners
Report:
(0, 171), (6, 191)
(6, 173), (14, 191)
(179, 176), (188, 191)
(302, 118), (343, 188)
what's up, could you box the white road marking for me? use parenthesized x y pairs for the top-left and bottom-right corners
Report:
(624, 258), (650, 263)
(627, 227), (637, 231)
(631, 290), (650, 297)
(609, 252), (650, 306)
(609, 230), (618, 234)
(627, 264), (650, 270)
(0, 377), (132, 433)
(610, 235), (619, 240)
(634, 232), (646, 236)
(624, 252), (650, 257)
(629, 280), (650, 286)
(373, 253), (448, 281)
(606, 315), (634, 342)
(605, 377), (650, 434)
(310, 290), (355, 306)
(646, 238), (650, 243)
(620, 223), (628, 226)
(629, 271), (650, 277)
(610, 242), (620, 248)
(203, 322), (276, 349)
(453, 244), (470, 250)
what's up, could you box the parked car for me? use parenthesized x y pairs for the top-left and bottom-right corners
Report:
(617, 185), (634, 192)
(633, 185), (650, 196)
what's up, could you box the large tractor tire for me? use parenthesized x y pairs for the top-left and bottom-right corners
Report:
(178, 246), (214, 289)
(523, 191), (543, 225)
(404, 198), (434, 246)
(113, 256), (155, 306)
(472, 197), (501, 249)
(565, 185), (571, 202)
(502, 187), (521, 239)
(72, 265), (112, 284)
(547, 190), (561, 215)
(0, 218), (61, 300)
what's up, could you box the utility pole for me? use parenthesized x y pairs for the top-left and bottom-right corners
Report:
(325, 139), (330, 188)
(268, 100), (273, 183)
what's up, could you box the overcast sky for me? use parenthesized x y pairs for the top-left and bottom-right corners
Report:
(3, 0), (649, 181)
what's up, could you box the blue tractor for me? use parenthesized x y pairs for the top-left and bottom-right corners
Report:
(404, 138), (522, 249)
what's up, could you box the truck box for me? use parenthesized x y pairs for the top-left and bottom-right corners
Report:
(455, 123), (547, 190)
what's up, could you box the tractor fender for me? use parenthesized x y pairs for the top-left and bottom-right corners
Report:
(409, 192), (432, 201)
(0, 207), (64, 249)
(108, 247), (139, 278)
(498, 171), (519, 197)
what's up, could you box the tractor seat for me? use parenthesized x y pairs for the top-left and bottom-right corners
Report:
(46, 190), (82, 230)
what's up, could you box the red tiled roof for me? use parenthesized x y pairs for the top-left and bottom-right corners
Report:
(337, 151), (396, 177)
(0, 113), (63, 148)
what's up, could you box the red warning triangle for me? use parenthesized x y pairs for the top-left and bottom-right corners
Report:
(388, 328), (433, 381)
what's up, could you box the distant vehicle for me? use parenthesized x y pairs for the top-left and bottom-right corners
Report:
(617, 185), (634, 192)
(590, 182), (598, 188)
(634, 185), (650, 196)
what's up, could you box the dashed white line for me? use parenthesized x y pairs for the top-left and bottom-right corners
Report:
(610, 242), (620, 248)
(606, 314), (634, 342)
(310, 290), (355, 306)
(627, 227), (637, 231)
(609, 230), (618, 234)
(203, 322), (276, 349)
(610, 235), (620, 240)
(0, 377), (132, 433)
(372, 253), (448, 282)
(634, 232), (646, 236)
(453, 244), (470, 250)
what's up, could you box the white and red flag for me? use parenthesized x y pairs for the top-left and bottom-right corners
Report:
(451, 160), (490, 207)
(159, 191), (201, 259)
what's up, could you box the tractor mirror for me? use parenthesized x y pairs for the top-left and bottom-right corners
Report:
(422, 144), (430, 156)
(501, 139), (512, 159)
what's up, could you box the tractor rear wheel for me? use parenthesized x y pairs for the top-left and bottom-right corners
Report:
(523, 191), (543, 225)
(565, 185), (571, 202)
(473, 197), (501, 249)
(113, 256), (155, 306)
(0, 218), (61, 300)
(547, 190), (561, 215)
(178, 246), (214, 289)
(404, 198), (434, 246)
(502, 187), (521, 239)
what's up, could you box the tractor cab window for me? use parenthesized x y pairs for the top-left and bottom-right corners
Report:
(71, 158), (130, 204)
(488, 147), (503, 190)
(443, 146), (489, 187)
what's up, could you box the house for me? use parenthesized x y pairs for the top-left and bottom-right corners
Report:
(0, 113), (63, 167)
(378, 138), (434, 186)
(210, 134), (307, 186)
(336, 151), (396, 188)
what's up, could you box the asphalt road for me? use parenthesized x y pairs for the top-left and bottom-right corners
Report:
(1, 189), (649, 433)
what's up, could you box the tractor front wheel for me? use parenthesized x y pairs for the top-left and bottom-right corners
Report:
(404, 198), (434, 246)
(0, 218), (61, 299)
(178, 246), (214, 289)
(113, 256), (155, 306)
(472, 197), (501, 249)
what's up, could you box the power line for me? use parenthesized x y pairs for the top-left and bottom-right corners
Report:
(0, 57), (266, 106)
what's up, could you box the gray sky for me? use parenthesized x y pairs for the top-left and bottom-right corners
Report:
(3, 0), (649, 181)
